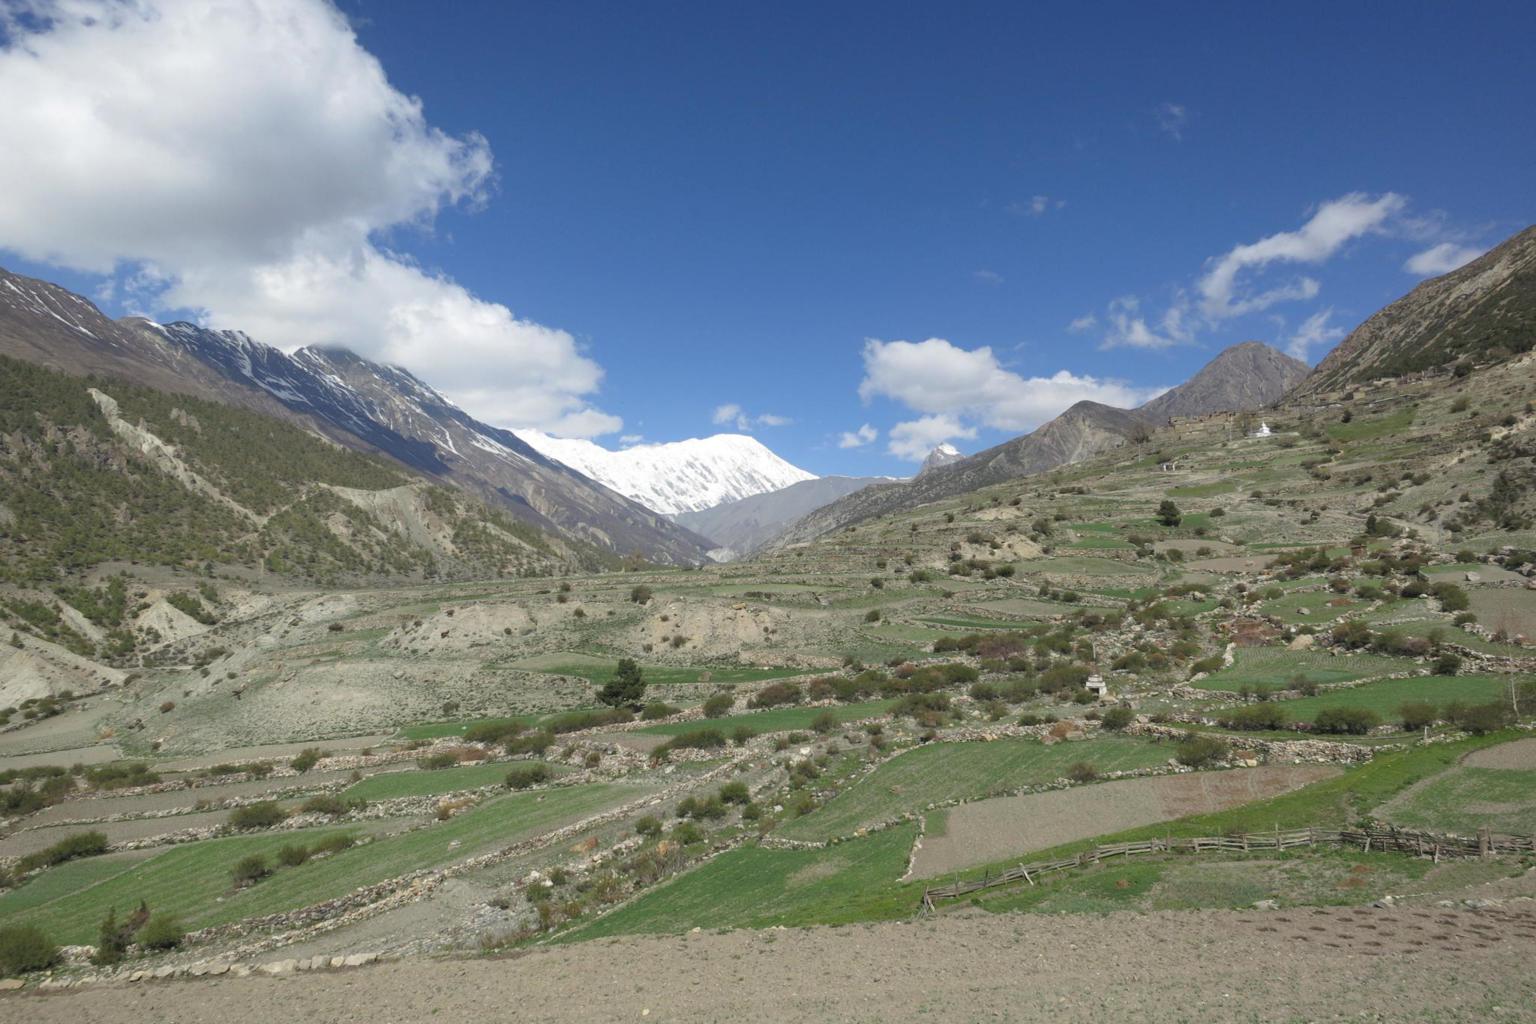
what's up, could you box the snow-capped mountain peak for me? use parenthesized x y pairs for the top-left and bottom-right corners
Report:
(918, 443), (965, 476)
(515, 430), (816, 514)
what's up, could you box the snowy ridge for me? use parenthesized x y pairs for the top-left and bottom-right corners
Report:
(515, 431), (816, 514)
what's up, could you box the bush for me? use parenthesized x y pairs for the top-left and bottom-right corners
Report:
(635, 815), (662, 838)
(1448, 701), (1513, 735)
(641, 701), (679, 721)
(548, 707), (634, 733)
(231, 854), (271, 885)
(136, 913), (184, 951)
(1156, 500), (1182, 527)
(1099, 706), (1134, 731)
(811, 711), (838, 734)
(598, 658), (646, 708)
(507, 730), (555, 756)
(748, 682), (803, 708)
(289, 748), (324, 773)
(864, 609), (882, 622)
(731, 725), (758, 745)
(1218, 704), (1290, 731)
(701, 694), (733, 718)
(229, 801), (288, 830)
(464, 719), (526, 745)
(1312, 707), (1380, 735)
(1067, 761), (1098, 782)
(505, 763), (554, 789)
(16, 829), (109, 874)
(1174, 733), (1229, 767)
(1432, 582), (1470, 612)
(629, 585), (653, 604)
(672, 822), (705, 845)
(719, 780), (750, 804)
(417, 752), (458, 770)
(654, 729), (727, 757)
(93, 908), (131, 966)
(0, 925), (58, 975)
(277, 843), (311, 867)
(311, 832), (357, 856)
(1434, 652), (1462, 676)
(1399, 701), (1438, 732)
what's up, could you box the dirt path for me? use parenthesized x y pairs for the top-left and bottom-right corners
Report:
(912, 764), (1340, 878)
(13, 902), (1536, 1023)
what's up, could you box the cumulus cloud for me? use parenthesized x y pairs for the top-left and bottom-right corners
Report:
(887, 415), (976, 462)
(1197, 192), (1405, 321)
(1283, 308), (1347, 361)
(712, 404), (788, 431)
(859, 337), (1166, 435)
(1100, 294), (1194, 350)
(0, 0), (619, 435)
(1404, 242), (1485, 277)
(837, 424), (878, 449)
(1155, 102), (1187, 140)
(1067, 313), (1097, 333)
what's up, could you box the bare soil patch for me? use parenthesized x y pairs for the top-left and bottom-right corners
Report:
(14, 902), (1536, 1024)
(1465, 737), (1536, 770)
(911, 764), (1340, 878)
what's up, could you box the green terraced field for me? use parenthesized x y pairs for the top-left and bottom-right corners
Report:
(1276, 674), (1511, 725)
(776, 736), (1172, 842)
(1192, 648), (1419, 691)
(0, 782), (645, 944)
(342, 760), (568, 800)
(1383, 765), (1536, 835)
(563, 823), (919, 940)
(638, 699), (895, 738)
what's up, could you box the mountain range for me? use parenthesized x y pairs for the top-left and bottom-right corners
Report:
(514, 431), (815, 515)
(672, 475), (888, 558)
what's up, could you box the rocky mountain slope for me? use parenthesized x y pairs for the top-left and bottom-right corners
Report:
(672, 476), (886, 557)
(774, 342), (1302, 546)
(918, 444), (964, 476)
(515, 431), (815, 515)
(1294, 224), (1536, 397)
(0, 267), (713, 565)
(1138, 341), (1308, 422)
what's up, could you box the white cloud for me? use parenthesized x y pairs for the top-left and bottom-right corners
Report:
(1067, 313), (1097, 333)
(711, 403), (788, 431)
(973, 269), (1004, 285)
(619, 434), (645, 447)
(1007, 195), (1063, 218)
(1404, 241), (1484, 277)
(859, 337), (1166, 434)
(1283, 308), (1347, 361)
(0, 0), (620, 436)
(1155, 102), (1187, 140)
(1197, 192), (1405, 321)
(1100, 294), (1196, 350)
(887, 415), (976, 462)
(837, 424), (878, 449)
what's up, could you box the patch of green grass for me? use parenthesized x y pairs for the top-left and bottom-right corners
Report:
(399, 713), (545, 741)
(1325, 407), (1415, 443)
(1166, 481), (1237, 498)
(541, 663), (806, 688)
(1383, 766), (1536, 835)
(917, 615), (1032, 630)
(0, 783), (643, 944)
(1261, 591), (1360, 625)
(563, 824), (919, 940)
(1277, 675), (1509, 725)
(638, 699), (895, 738)
(777, 736), (1171, 843)
(1192, 648), (1419, 691)
(342, 761), (566, 801)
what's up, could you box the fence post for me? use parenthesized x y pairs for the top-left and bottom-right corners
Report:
(1479, 828), (1491, 860)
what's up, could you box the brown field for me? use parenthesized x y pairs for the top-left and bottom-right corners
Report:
(911, 764), (1341, 878)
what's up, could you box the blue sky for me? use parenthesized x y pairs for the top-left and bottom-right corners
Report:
(1, 1), (1532, 475)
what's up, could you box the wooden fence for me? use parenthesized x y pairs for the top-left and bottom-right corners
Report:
(920, 825), (1536, 910)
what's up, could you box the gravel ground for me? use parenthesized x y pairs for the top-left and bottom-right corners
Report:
(1465, 737), (1536, 770)
(13, 902), (1536, 1023)
(912, 764), (1340, 878)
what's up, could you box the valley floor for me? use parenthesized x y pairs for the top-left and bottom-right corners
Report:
(14, 896), (1536, 1023)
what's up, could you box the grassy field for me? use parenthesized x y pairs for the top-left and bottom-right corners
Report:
(399, 713), (548, 741)
(1276, 674), (1510, 725)
(776, 736), (1172, 842)
(537, 662), (807, 688)
(1192, 648), (1418, 691)
(1260, 591), (1362, 625)
(0, 782), (644, 944)
(1383, 766), (1536, 835)
(342, 760), (567, 801)
(637, 699), (895, 737)
(563, 823), (919, 940)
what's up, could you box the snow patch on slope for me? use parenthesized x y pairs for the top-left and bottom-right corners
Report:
(515, 431), (816, 514)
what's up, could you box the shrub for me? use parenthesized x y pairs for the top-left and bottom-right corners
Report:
(748, 682), (803, 708)
(464, 719), (526, 745)
(1099, 706), (1134, 731)
(811, 711), (838, 734)
(672, 822), (705, 845)
(0, 925), (58, 975)
(231, 854), (271, 885)
(16, 829), (109, 874)
(719, 780), (750, 804)
(229, 801), (288, 830)
(635, 815), (662, 838)
(311, 832), (356, 856)
(289, 748), (324, 773)
(701, 694), (733, 718)
(418, 751), (458, 770)
(629, 585), (653, 604)
(1218, 704), (1290, 731)
(655, 729), (727, 757)
(598, 658), (647, 708)
(505, 763), (554, 790)
(1399, 701), (1438, 732)
(1156, 500), (1182, 527)
(1174, 733), (1229, 767)
(1067, 761), (1098, 783)
(864, 608), (882, 622)
(136, 913), (184, 951)
(548, 707), (634, 733)
(93, 908), (132, 966)
(507, 730), (555, 756)
(1448, 701), (1513, 735)
(1312, 707), (1380, 735)
(1432, 583), (1470, 612)
(641, 701), (679, 721)
(1434, 652), (1462, 676)
(277, 843), (311, 867)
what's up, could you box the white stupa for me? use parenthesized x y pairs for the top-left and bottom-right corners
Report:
(1253, 421), (1272, 437)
